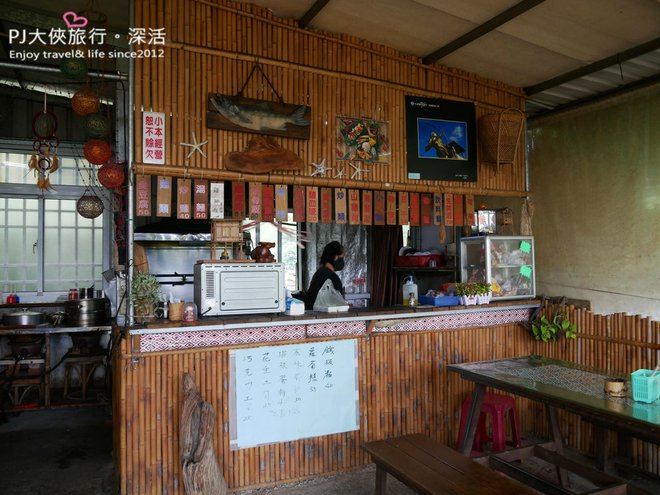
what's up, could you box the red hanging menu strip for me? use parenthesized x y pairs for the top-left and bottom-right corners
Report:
(306, 186), (319, 223)
(453, 194), (464, 227)
(177, 178), (192, 219)
(156, 176), (171, 217)
(421, 193), (432, 226)
(249, 182), (262, 221)
(362, 190), (373, 225)
(386, 192), (397, 225)
(262, 185), (274, 221)
(232, 182), (246, 219)
(320, 187), (332, 224)
(373, 191), (385, 225)
(433, 192), (443, 225)
(193, 179), (208, 220)
(398, 192), (409, 225)
(293, 185), (305, 222)
(335, 188), (347, 224)
(443, 193), (454, 227)
(465, 194), (475, 226)
(348, 189), (360, 225)
(409, 193), (420, 226)
(136, 175), (151, 217)
(275, 185), (288, 221)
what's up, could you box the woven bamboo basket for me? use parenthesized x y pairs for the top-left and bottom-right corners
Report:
(478, 108), (525, 167)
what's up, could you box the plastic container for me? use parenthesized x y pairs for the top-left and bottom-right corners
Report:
(419, 295), (460, 307)
(395, 254), (444, 267)
(402, 276), (418, 305)
(631, 369), (660, 403)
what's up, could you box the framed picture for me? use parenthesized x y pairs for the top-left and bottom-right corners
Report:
(336, 117), (390, 164)
(405, 96), (477, 182)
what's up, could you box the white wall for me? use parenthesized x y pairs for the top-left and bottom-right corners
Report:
(528, 84), (660, 320)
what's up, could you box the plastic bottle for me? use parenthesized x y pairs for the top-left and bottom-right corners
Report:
(402, 276), (418, 305)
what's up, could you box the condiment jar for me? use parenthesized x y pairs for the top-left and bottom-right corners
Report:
(68, 288), (79, 301)
(182, 302), (198, 322)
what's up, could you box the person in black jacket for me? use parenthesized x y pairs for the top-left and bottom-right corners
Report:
(304, 241), (346, 310)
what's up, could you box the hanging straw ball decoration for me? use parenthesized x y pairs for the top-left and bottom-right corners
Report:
(85, 112), (111, 139)
(77, 193), (104, 219)
(83, 139), (112, 165)
(72, 88), (100, 116)
(97, 163), (125, 189)
(59, 57), (88, 80)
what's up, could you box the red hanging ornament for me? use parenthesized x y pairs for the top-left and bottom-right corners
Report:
(97, 163), (125, 189)
(83, 139), (112, 165)
(72, 88), (100, 116)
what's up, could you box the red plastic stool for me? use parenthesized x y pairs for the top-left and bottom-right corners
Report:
(457, 392), (521, 453)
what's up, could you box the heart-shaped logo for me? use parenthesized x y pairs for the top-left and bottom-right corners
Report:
(62, 11), (88, 29)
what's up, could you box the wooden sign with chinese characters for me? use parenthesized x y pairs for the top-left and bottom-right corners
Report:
(386, 192), (397, 225)
(465, 194), (475, 226)
(421, 193), (432, 226)
(453, 194), (464, 227)
(320, 187), (332, 224)
(262, 185), (274, 221)
(409, 193), (420, 226)
(362, 190), (373, 225)
(193, 180), (208, 220)
(156, 176), (171, 217)
(136, 175), (151, 216)
(249, 182), (262, 221)
(142, 111), (165, 164)
(398, 192), (409, 225)
(443, 193), (454, 226)
(293, 185), (305, 222)
(177, 179), (192, 219)
(348, 189), (360, 225)
(275, 185), (288, 221)
(209, 182), (225, 219)
(232, 182), (246, 219)
(433, 192), (443, 225)
(306, 186), (319, 223)
(335, 188), (347, 224)
(373, 191), (385, 225)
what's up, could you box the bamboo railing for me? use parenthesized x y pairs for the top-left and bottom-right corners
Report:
(133, 0), (528, 197)
(113, 305), (660, 493)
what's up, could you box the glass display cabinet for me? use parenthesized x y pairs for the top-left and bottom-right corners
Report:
(460, 235), (535, 300)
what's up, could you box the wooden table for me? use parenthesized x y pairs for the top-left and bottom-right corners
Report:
(448, 355), (660, 489)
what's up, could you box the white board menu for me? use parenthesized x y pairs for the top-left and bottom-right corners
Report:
(229, 339), (359, 449)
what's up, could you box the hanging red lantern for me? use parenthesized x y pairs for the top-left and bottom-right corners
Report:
(72, 88), (100, 116)
(83, 139), (112, 165)
(97, 163), (125, 189)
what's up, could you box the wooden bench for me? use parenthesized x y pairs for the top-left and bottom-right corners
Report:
(362, 434), (536, 495)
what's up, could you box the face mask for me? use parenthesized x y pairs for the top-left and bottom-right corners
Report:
(332, 258), (345, 271)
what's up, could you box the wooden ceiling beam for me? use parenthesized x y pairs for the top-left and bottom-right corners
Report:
(299, 0), (332, 29)
(423, 0), (545, 65)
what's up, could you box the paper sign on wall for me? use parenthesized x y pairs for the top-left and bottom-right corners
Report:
(177, 178), (192, 219)
(398, 192), (409, 225)
(465, 194), (475, 226)
(193, 180), (208, 220)
(135, 175), (151, 216)
(249, 182), (262, 221)
(262, 185), (274, 221)
(453, 194), (464, 227)
(433, 192), (443, 225)
(335, 188), (347, 224)
(409, 193), (420, 226)
(362, 190), (373, 225)
(229, 339), (359, 449)
(321, 187), (332, 224)
(210, 182), (225, 219)
(306, 187), (319, 223)
(348, 189), (360, 225)
(275, 185), (288, 221)
(421, 194), (432, 226)
(374, 191), (385, 225)
(232, 182), (246, 219)
(142, 111), (165, 164)
(443, 193), (454, 227)
(156, 176), (171, 217)
(293, 185), (305, 222)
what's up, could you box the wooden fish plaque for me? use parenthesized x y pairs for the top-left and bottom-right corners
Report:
(156, 176), (171, 217)
(409, 193), (420, 226)
(262, 185), (274, 221)
(335, 188), (347, 224)
(398, 192), (409, 225)
(193, 180), (208, 220)
(275, 185), (288, 221)
(374, 191), (385, 225)
(249, 182), (262, 221)
(433, 192), (443, 225)
(321, 187), (332, 224)
(362, 190), (373, 225)
(348, 189), (360, 225)
(421, 194), (432, 226)
(386, 192), (397, 225)
(177, 179), (192, 220)
(293, 185), (305, 222)
(207, 94), (311, 140)
(306, 187), (319, 223)
(136, 175), (151, 217)
(453, 194), (464, 227)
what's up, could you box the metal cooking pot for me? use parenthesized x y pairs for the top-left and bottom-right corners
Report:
(64, 298), (111, 326)
(3, 309), (46, 326)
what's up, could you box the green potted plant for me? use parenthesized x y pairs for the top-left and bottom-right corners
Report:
(131, 271), (162, 323)
(475, 282), (492, 304)
(455, 283), (478, 306)
(530, 312), (577, 342)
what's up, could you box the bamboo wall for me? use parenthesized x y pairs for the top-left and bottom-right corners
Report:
(133, 0), (527, 196)
(113, 305), (660, 493)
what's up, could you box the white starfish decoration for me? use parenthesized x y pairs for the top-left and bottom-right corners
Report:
(333, 167), (346, 179)
(310, 158), (332, 177)
(350, 162), (370, 180)
(180, 131), (208, 159)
